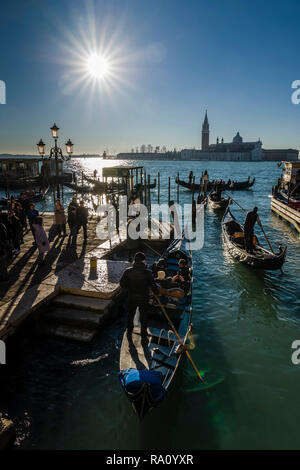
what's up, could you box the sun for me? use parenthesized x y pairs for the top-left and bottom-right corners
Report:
(86, 53), (110, 79)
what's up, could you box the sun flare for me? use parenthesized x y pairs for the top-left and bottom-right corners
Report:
(86, 53), (110, 79)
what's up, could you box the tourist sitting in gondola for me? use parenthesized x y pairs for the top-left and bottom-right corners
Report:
(152, 258), (167, 277)
(171, 258), (191, 292)
(243, 206), (259, 253)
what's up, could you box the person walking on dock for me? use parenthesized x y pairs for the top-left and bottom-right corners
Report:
(68, 208), (78, 241)
(32, 216), (50, 265)
(27, 203), (39, 243)
(76, 200), (88, 241)
(68, 196), (79, 216)
(54, 199), (66, 237)
(18, 193), (29, 231)
(120, 252), (159, 345)
(244, 207), (259, 253)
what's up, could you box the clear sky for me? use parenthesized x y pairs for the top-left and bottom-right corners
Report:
(1, 0), (300, 154)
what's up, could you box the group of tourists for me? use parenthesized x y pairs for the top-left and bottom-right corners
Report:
(0, 194), (89, 281)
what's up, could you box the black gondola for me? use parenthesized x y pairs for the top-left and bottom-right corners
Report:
(222, 207), (287, 270)
(119, 234), (193, 419)
(207, 193), (230, 211)
(175, 177), (255, 192)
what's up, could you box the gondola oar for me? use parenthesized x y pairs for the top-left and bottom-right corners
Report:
(151, 291), (205, 384)
(257, 217), (275, 254)
(224, 192), (246, 212)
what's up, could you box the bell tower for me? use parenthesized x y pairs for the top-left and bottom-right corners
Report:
(202, 110), (209, 151)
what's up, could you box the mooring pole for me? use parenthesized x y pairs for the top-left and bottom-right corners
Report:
(177, 172), (180, 204)
(168, 176), (171, 205)
(158, 172), (160, 204)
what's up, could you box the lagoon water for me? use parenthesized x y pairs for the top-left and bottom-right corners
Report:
(1, 160), (300, 450)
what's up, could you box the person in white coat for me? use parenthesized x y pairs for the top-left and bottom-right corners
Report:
(32, 216), (50, 265)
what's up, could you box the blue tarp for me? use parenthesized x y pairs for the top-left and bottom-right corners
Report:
(119, 369), (167, 403)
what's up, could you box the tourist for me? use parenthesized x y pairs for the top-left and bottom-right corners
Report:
(68, 196), (78, 216)
(171, 259), (190, 292)
(32, 216), (50, 265)
(76, 200), (88, 241)
(152, 258), (167, 277)
(6, 210), (22, 254)
(120, 252), (159, 345)
(18, 193), (29, 231)
(54, 199), (66, 237)
(129, 191), (140, 205)
(27, 203), (39, 243)
(68, 208), (77, 240)
(244, 207), (259, 253)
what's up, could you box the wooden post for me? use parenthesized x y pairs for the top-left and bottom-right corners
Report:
(168, 177), (171, 205)
(157, 172), (160, 204)
(177, 172), (180, 204)
(144, 169), (147, 207)
(148, 174), (151, 214)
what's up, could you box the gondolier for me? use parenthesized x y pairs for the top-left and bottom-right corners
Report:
(120, 252), (159, 344)
(244, 206), (258, 253)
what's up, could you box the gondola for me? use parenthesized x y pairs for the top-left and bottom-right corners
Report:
(135, 179), (157, 191)
(222, 207), (287, 270)
(119, 234), (193, 419)
(175, 177), (255, 192)
(207, 193), (230, 211)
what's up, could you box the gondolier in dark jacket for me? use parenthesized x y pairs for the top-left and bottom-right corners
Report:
(120, 252), (159, 344)
(244, 206), (259, 253)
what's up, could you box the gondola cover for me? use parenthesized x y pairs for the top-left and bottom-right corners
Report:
(119, 369), (167, 402)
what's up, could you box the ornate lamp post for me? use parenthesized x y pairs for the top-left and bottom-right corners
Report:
(37, 124), (74, 199)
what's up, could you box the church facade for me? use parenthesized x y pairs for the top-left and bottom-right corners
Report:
(181, 112), (298, 162)
(181, 112), (263, 161)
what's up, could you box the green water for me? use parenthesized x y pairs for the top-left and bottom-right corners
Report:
(1, 160), (300, 450)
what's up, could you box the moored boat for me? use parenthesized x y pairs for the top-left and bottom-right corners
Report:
(119, 234), (193, 419)
(207, 193), (230, 211)
(270, 161), (300, 233)
(175, 177), (255, 192)
(222, 207), (287, 270)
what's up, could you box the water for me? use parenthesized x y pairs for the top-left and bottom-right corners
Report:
(1, 160), (300, 450)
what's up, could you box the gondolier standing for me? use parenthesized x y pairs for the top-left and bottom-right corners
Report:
(244, 206), (259, 253)
(120, 252), (159, 345)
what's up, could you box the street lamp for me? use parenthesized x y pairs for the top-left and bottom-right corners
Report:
(65, 139), (74, 156)
(37, 124), (74, 199)
(37, 139), (45, 157)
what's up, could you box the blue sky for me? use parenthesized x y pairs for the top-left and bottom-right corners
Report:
(0, 0), (300, 154)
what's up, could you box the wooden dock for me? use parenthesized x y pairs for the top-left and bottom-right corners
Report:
(0, 212), (125, 341)
(270, 196), (300, 233)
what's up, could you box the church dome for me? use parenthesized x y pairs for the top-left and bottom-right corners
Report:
(232, 131), (243, 144)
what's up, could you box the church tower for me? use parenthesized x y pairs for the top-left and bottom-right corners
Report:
(201, 110), (209, 151)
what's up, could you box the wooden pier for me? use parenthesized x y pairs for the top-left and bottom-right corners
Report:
(0, 212), (124, 341)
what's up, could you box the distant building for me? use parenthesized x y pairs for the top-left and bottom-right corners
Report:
(202, 110), (209, 150)
(262, 148), (299, 161)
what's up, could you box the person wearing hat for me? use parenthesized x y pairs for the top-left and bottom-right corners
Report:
(120, 252), (158, 345)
